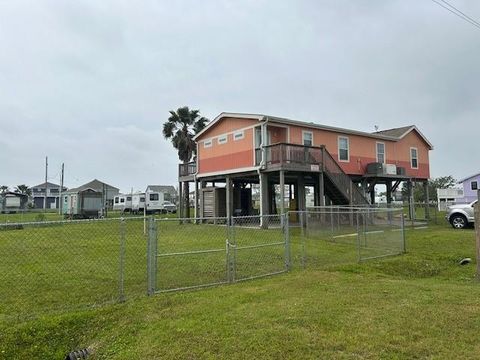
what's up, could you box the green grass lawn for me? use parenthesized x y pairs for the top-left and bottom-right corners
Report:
(1, 217), (479, 359)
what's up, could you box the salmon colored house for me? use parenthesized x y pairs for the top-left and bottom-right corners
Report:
(178, 112), (433, 219)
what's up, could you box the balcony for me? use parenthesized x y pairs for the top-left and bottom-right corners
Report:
(178, 162), (196, 180)
(256, 143), (324, 172)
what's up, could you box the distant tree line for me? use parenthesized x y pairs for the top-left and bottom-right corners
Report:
(401, 175), (457, 202)
(0, 184), (32, 197)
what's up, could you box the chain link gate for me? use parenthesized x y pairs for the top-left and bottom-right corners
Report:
(147, 215), (289, 294)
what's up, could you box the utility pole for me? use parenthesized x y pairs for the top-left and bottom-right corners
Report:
(44, 156), (48, 212)
(59, 163), (64, 215)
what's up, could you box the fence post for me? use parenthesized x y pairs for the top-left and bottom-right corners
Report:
(300, 211), (306, 268)
(401, 213), (406, 254)
(356, 212), (361, 262)
(284, 213), (291, 271)
(226, 217), (235, 283)
(119, 218), (126, 302)
(147, 217), (157, 295)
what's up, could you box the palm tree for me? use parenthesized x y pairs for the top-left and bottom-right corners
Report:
(15, 184), (32, 197)
(163, 106), (209, 218)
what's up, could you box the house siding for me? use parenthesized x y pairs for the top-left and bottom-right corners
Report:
(197, 118), (257, 175)
(458, 174), (480, 203)
(195, 115), (431, 179)
(287, 124), (430, 179)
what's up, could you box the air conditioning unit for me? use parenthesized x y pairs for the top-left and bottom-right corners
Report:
(366, 162), (383, 175)
(383, 164), (397, 175)
(396, 167), (406, 175)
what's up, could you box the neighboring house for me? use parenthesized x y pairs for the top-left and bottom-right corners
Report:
(1, 192), (29, 213)
(437, 188), (464, 210)
(146, 185), (177, 203)
(30, 182), (68, 209)
(178, 112), (433, 219)
(65, 179), (119, 209)
(456, 172), (480, 203)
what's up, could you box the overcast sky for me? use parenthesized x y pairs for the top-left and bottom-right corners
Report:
(0, 0), (479, 193)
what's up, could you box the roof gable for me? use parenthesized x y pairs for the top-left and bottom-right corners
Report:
(146, 185), (177, 194)
(374, 125), (433, 150)
(458, 172), (480, 183)
(68, 179), (119, 193)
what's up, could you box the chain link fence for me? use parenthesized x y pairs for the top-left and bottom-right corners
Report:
(291, 207), (405, 269)
(0, 217), (148, 321)
(1, 208), (405, 320)
(149, 215), (289, 293)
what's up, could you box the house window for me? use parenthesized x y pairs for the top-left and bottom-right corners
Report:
(126, 196), (132, 201)
(302, 131), (313, 146)
(410, 148), (418, 169)
(150, 193), (159, 201)
(204, 139), (212, 148)
(376, 142), (385, 164)
(338, 136), (349, 162)
(120, 198), (125, 203)
(140, 197), (145, 202)
(218, 135), (228, 145)
(472, 181), (478, 191)
(233, 131), (244, 141)
(115, 197), (119, 204)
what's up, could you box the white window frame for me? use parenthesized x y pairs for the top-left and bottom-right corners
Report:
(410, 147), (418, 169)
(218, 134), (228, 145)
(233, 130), (244, 141)
(203, 139), (212, 148)
(302, 131), (313, 146)
(338, 136), (350, 162)
(376, 142), (385, 164)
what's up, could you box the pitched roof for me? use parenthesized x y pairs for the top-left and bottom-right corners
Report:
(458, 172), (480, 183)
(31, 181), (62, 189)
(194, 112), (433, 149)
(373, 125), (433, 149)
(68, 179), (119, 193)
(373, 125), (414, 138)
(146, 185), (177, 194)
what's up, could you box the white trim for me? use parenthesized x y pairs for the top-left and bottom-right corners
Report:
(218, 134), (228, 145)
(233, 130), (245, 141)
(302, 130), (313, 146)
(338, 136), (350, 162)
(194, 113), (264, 140)
(197, 166), (260, 178)
(376, 142), (385, 164)
(198, 124), (257, 144)
(410, 147), (418, 169)
(203, 139), (212, 148)
(396, 126), (434, 150)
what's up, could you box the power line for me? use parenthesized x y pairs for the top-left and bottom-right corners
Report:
(431, 0), (480, 31)
(438, 0), (480, 27)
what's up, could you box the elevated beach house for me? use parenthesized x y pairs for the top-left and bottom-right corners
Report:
(178, 113), (433, 219)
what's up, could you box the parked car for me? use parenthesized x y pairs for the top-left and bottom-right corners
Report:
(162, 201), (177, 213)
(445, 200), (477, 229)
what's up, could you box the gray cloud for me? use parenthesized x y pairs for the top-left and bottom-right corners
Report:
(1, 0), (479, 192)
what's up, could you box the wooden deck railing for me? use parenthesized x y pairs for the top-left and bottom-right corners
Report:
(178, 162), (196, 177)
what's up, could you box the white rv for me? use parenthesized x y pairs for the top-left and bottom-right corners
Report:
(132, 193), (146, 214)
(112, 194), (133, 213)
(145, 190), (164, 214)
(113, 195), (124, 211)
